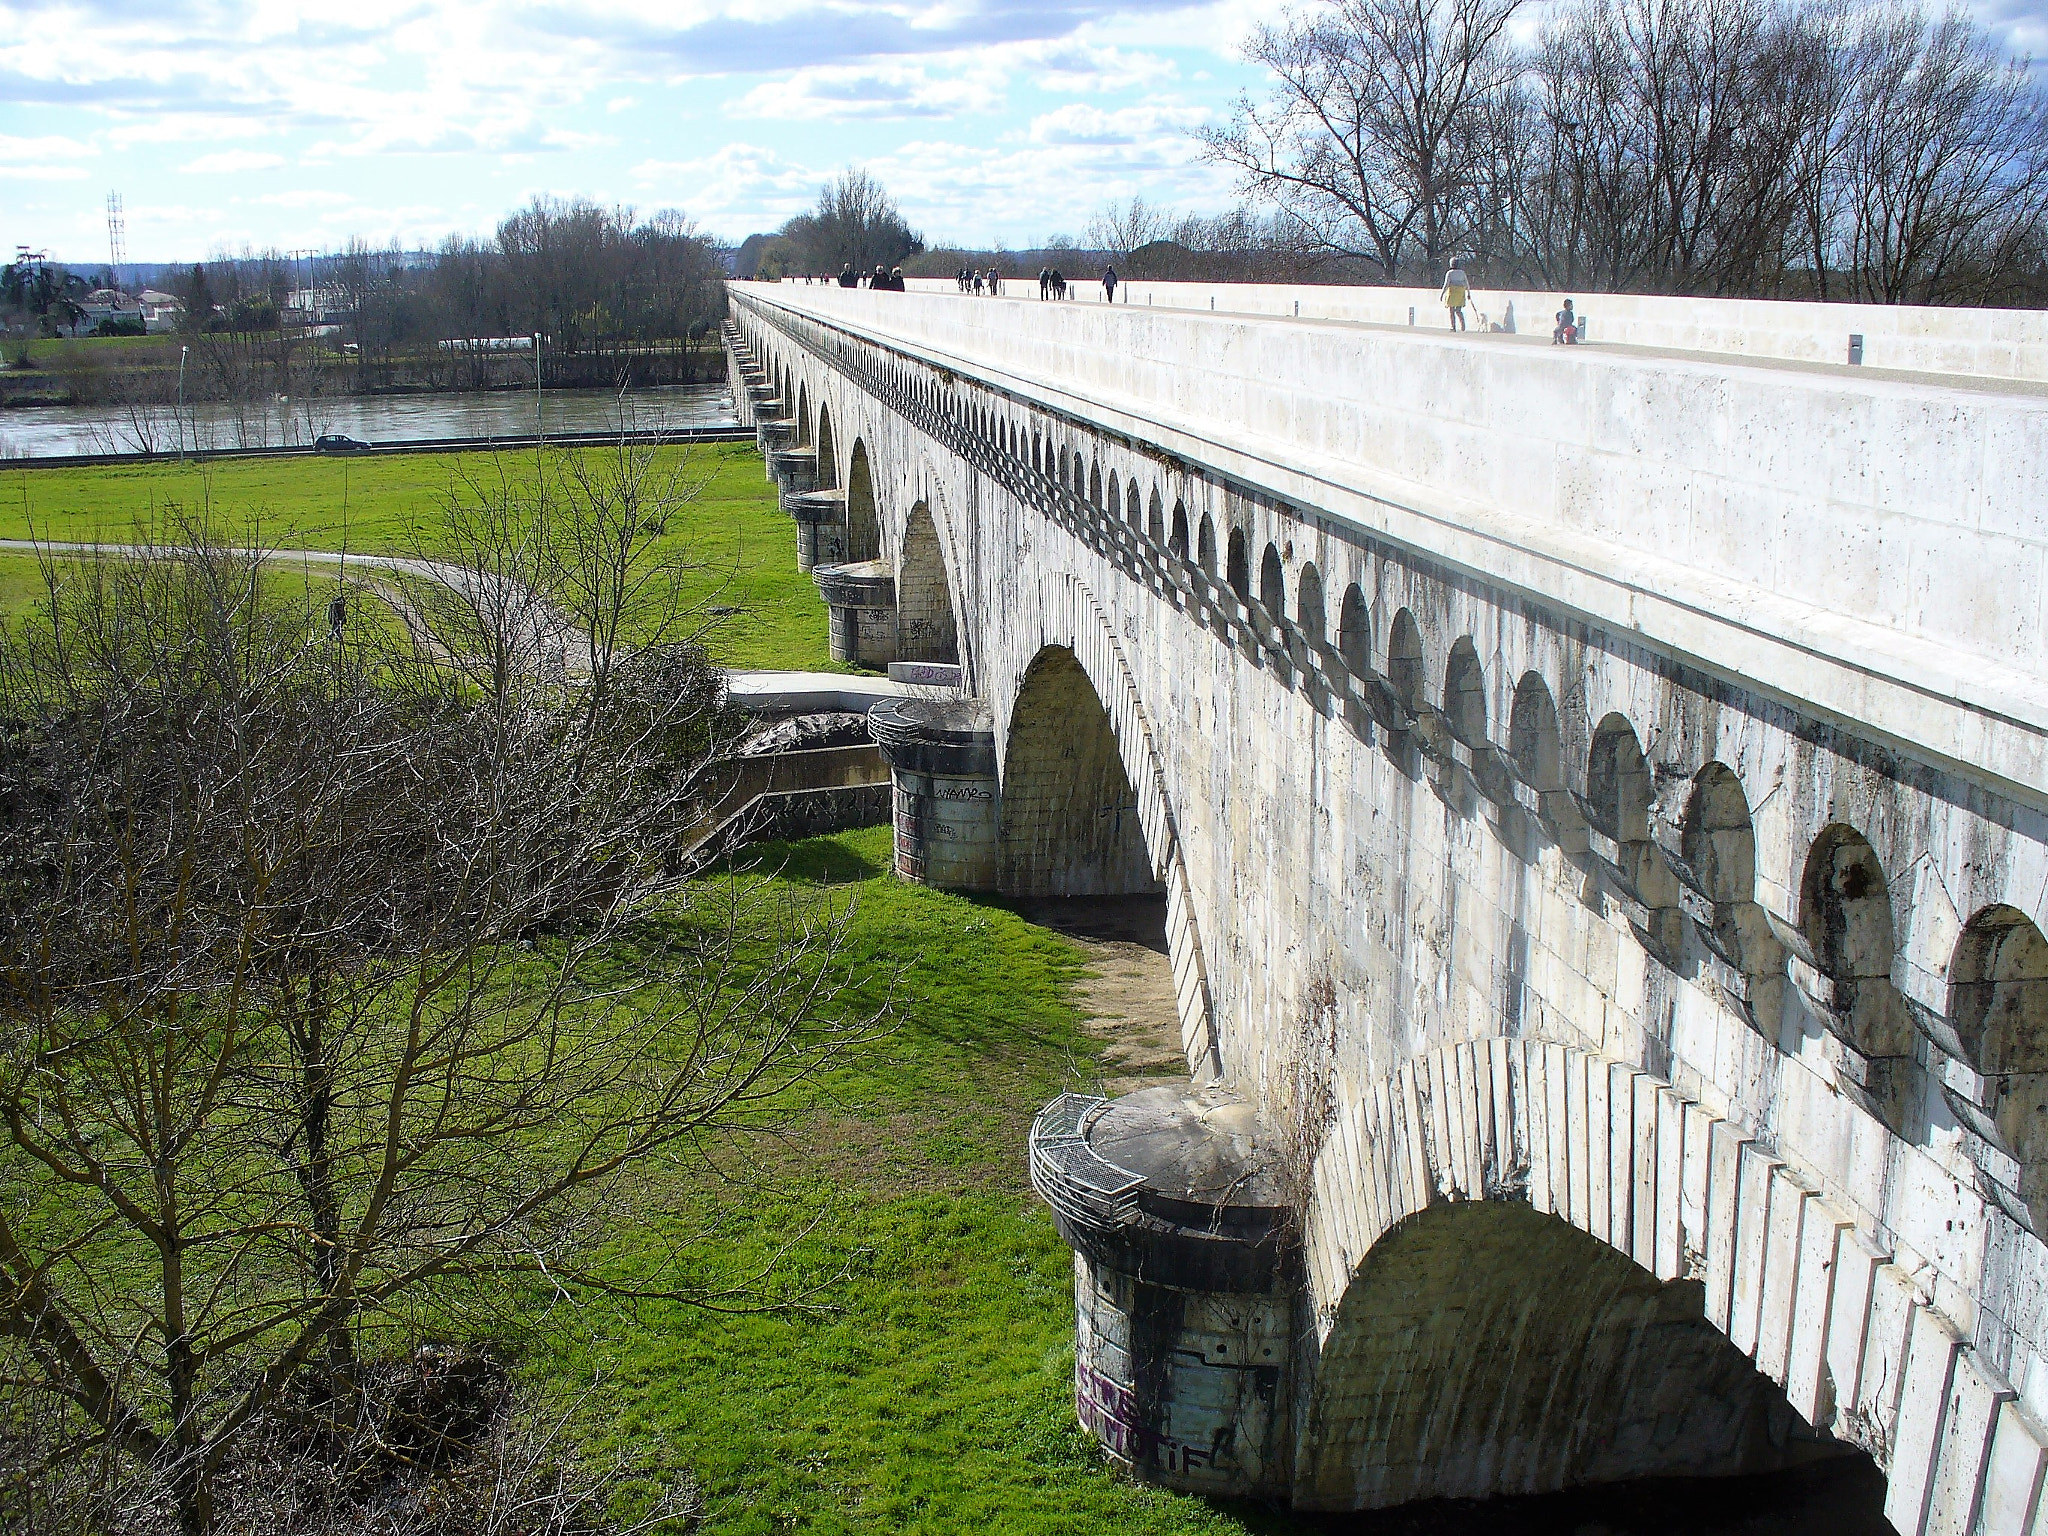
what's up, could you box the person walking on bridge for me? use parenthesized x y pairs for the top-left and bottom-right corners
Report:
(1441, 262), (1469, 331)
(1102, 264), (1118, 303)
(1038, 266), (1051, 300)
(838, 264), (857, 288)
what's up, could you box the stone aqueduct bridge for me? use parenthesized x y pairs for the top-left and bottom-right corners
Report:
(723, 284), (2048, 1532)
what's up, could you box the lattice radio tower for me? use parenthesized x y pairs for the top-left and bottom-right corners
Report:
(105, 192), (127, 273)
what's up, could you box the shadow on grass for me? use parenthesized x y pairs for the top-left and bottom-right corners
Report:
(723, 830), (890, 885)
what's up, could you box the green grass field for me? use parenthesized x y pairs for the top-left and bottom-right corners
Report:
(521, 827), (1293, 1536)
(0, 443), (837, 671)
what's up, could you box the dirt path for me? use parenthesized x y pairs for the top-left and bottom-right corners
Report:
(1005, 895), (1189, 1096)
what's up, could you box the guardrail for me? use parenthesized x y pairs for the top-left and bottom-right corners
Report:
(0, 423), (752, 471)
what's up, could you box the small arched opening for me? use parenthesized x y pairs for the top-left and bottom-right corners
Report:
(999, 646), (1159, 897)
(1443, 638), (1488, 749)
(796, 383), (812, 445)
(895, 500), (958, 664)
(1259, 543), (1284, 616)
(1106, 470), (1120, 519)
(1337, 586), (1371, 676)
(1169, 500), (1189, 558)
(844, 438), (878, 561)
(1296, 562), (1325, 646)
(1126, 482), (1142, 528)
(1198, 514), (1217, 575)
(1226, 530), (1250, 603)
(1387, 608), (1426, 716)
(1508, 671), (1561, 791)
(1800, 827), (1914, 1078)
(1090, 460), (1102, 507)
(1147, 489), (1165, 545)
(1951, 907), (2048, 1227)
(1682, 764), (1773, 982)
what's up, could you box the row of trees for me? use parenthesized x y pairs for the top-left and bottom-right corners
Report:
(0, 447), (861, 1534)
(736, 172), (925, 280)
(1204, 0), (2048, 302)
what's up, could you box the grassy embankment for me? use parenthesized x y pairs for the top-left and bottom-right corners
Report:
(0, 443), (840, 671)
(522, 826), (1294, 1536)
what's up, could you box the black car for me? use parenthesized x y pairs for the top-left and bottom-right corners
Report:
(313, 434), (370, 453)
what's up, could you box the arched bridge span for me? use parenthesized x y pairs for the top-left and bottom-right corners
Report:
(726, 285), (2048, 1533)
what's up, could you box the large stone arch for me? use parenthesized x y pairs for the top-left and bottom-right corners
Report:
(994, 574), (1218, 1075)
(845, 437), (878, 560)
(1299, 1038), (2000, 1532)
(895, 498), (958, 664)
(1000, 647), (1154, 898)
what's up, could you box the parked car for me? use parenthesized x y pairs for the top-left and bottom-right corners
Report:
(314, 434), (370, 453)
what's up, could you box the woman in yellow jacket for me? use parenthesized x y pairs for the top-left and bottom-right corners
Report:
(1440, 264), (1470, 331)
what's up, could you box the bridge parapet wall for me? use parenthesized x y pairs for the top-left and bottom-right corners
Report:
(741, 282), (2046, 800)
(902, 276), (2048, 386)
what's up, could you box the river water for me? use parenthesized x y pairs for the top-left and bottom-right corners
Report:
(0, 383), (738, 459)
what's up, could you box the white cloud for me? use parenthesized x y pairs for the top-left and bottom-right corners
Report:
(182, 150), (288, 173)
(1027, 100), (1208, 146)
(733, 63), (988, 120)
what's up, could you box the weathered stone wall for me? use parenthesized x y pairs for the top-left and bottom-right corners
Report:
(728, 292), (2048, 1530)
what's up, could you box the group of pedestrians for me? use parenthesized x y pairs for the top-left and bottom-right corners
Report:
(954, 267), (1003, 295)
(1437, 262), (1584, 344)
(836, 264), (906, 290)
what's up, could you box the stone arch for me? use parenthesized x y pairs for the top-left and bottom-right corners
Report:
(1226, 530), (1250, 602)
(1508, 670), (1562, 790)
(1337, 585), (1371, 675)
(1147, 488), (1165, 545)
(1443, 637), (1487, 749)
(1683, 763), (1776, 985)
(1089, 459), (1102, 506)
(1169, 499), (1189, 558)
(1073, 451), (1087, 497)
(999, 647), (1157, 899)
(1259, 543), (1284, 616)
(1032, 430), (1043, 473)
(844, 438), (878, 561)
(1106, 470), (1120, 519)
(1198, 513), (1217, 575)
(895, 499), (957, 664)
(1126, 481), (1141, 527)
(1800, 828), (1912, 1057)
(816, 407), (837, 490)
(1386, 608), (1425, 716)
(1296, 562), (1325, 644)
(1298, 1039), (1952, 1518)
(1951, 906), (2048, 1227)
(995, 574), (1218, 1075)
(796, 382), (812, 445)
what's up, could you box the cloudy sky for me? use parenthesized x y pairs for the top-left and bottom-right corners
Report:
(8, 0), (2046, 266)
(0, 0), (1288, 264)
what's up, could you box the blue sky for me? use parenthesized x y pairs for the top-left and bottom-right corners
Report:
(6, 0), (2046, 265)
(0, 0), (1280, 263)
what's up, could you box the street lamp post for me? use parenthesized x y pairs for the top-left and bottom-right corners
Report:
(533, 332), (543, 446)
(177, 345), (188, 463)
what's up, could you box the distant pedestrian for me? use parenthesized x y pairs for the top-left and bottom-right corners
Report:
(972, 269), (984, 295)
(1553, 299), (1579, 345)
(1102, 264), (1118, 303)
(1441, 263), (1469, 331)
(838, 264), (857, 288)
(1051, 268), (1066, 300)
(1038, 266), (1051, 300)
(989, 268), (1002, 296)
(890, 267), (906, 291)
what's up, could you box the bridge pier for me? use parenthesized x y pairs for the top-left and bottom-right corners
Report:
(768, 446), (817, 503)
(816, 562), (897, 667)
(1030, 1088), (1296, 1500)
(868, 697), (998, 888)
(787, 490), (849, 572)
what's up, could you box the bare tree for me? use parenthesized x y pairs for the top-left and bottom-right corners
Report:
(779, 170), (923, 276)
(1203, 0), (1528, 278)
(0, 452), (865, 1535)
(1837, 4), (2048, 304)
